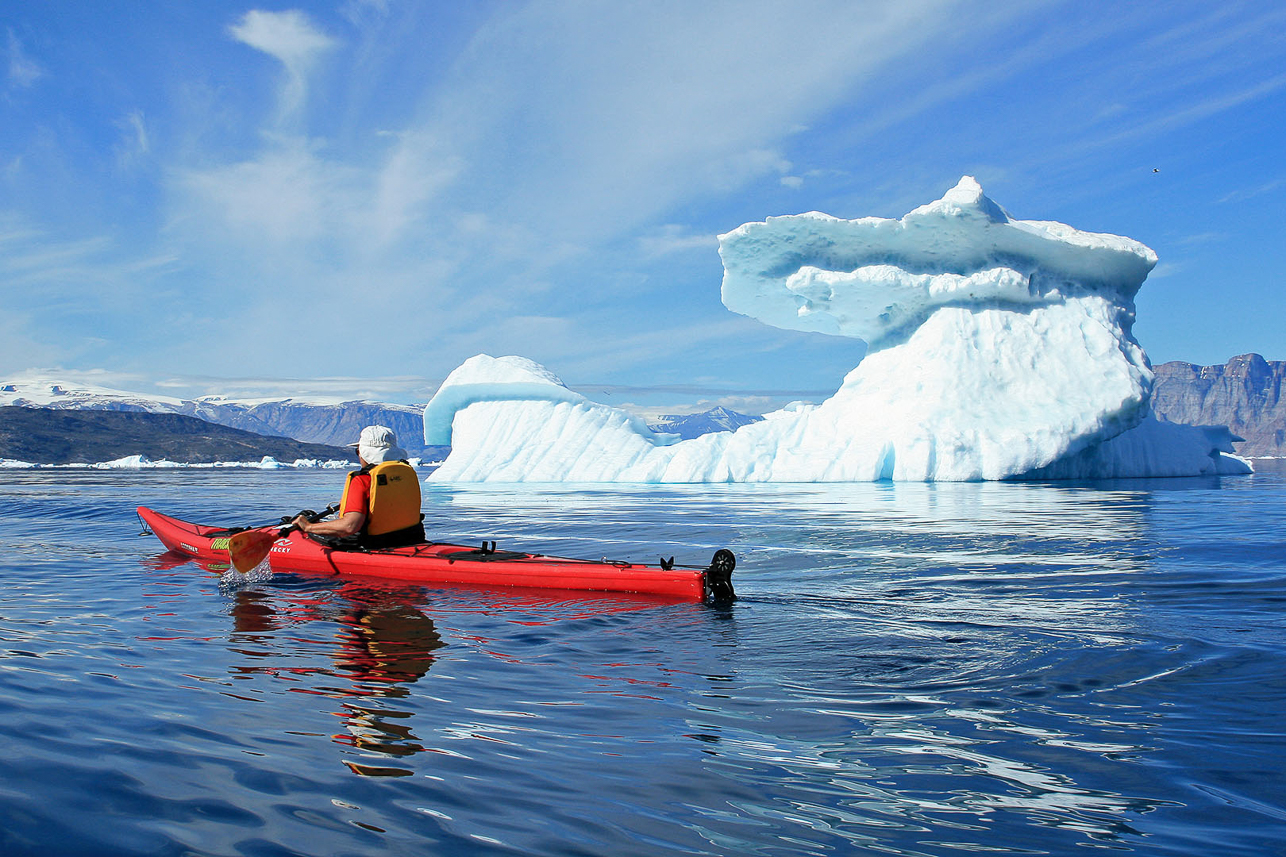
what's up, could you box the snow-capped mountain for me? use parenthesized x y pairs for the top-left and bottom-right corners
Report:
(0, 377), (189, 413)
(0, 406), (356, 466)
(2, 374), (768, 458)
(646, 406), (763, 440)
(0, 375), (435, 455)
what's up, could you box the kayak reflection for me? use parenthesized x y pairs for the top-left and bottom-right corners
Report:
(329, 588), (444, 777)
(150, 551), (701, 777)
(227, 581), (444, 777)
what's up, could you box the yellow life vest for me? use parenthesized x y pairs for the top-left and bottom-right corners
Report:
(340, 460), (422, 537)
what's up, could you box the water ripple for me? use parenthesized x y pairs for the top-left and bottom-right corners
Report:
(1, 468), (1284, 855)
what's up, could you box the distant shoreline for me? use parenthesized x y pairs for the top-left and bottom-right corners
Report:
(0, 406), (359, 466)
(0, 455), (445, 470)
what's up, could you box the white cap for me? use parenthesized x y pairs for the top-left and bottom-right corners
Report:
(348, 425), (408, 464)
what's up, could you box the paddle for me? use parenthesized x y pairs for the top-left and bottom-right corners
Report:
(227, 505), (336, 573)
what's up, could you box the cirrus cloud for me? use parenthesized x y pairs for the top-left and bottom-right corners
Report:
(228, 9), (335, 120)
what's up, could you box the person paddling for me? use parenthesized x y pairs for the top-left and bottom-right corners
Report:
(292, 425), (425, 547)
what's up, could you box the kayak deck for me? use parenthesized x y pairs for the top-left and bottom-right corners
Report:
(137, 506), (735, 603)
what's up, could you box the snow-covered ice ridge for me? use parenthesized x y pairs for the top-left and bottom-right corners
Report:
(425, 178), (1250, 482)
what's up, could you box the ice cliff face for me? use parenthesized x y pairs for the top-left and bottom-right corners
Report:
(424, 178), (1249, 482)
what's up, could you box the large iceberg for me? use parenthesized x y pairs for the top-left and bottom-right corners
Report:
(425, 178), (1250, 482)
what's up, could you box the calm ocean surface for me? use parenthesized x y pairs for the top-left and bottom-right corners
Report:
(1, 465), (1284, 856)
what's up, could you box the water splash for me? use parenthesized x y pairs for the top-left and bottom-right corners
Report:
(218, 558), (275, 590)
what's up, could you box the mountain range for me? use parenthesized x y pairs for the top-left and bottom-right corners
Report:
(4, 356), (1283, 463)
(1151, 354), (1286, 457)
(0, 375), (766, 465)
(0, 407), (355, 465)
(1, 377), (441, 457)
(646, 406), (763, 440)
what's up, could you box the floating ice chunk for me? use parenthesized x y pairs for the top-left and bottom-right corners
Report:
(431, 296), (1150, 482)
(425, 178), (1242, 482)
(0, 455), (352, 469)
(424, 354), (676, 448)
(95, 455), (156, 469)
(1015, 416), (1252, 479)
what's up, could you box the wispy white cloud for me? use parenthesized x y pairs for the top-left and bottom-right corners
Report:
(551, 317), (784, 383)
(0, 259), (180, 378)
(1136, 3), (1286, 72)
(0, 315), (61, 369)
(228, 10), (335, 120)
(151, 372), (439, 403)
(143, 0), (1049, 382)
(368, 129), (463, 247)
(1174, 231), (1226, 246)
(0, 232), (114, 279)
(621, 394), (806, 421)
(5, 28), (43, 89)
(1093, 73), (1286, 154)
(0, 214), (180, 323)
(1218, 178), (1286, 205)
(0, 367), (438, 404)
(970, 6), (1286, 188)
(174, 138), (358, 247)
(6, 1), (1284, 395)
(114, 110), (150, 170)
(0, 215), (41, 247)
(414, 1), (970, 245)
(228, 9), (335, 74)
(339, 0), (390, 28)
(638, 225), (716, 259)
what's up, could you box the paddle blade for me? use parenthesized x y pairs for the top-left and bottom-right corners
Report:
(228, 528), (281, 573)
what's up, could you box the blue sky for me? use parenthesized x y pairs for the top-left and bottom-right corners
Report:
(2, 1), (1284, 411)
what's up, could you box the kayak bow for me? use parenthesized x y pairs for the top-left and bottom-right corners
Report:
(137, 506), (735, 604)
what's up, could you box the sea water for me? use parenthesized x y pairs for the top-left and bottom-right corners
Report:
(0, 466), (1283, 856)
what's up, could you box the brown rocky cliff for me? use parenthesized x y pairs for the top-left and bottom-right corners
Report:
(1151, 354), (1286, 457)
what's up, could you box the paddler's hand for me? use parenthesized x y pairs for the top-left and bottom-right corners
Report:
(290, 514), (311, 532)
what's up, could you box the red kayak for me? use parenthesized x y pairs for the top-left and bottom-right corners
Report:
(137, 506), (735, 603)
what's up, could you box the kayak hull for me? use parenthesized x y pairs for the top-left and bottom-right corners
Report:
(137, 506), (733, 603)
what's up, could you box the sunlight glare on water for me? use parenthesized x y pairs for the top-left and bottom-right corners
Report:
(1, 467), (1284, 856)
